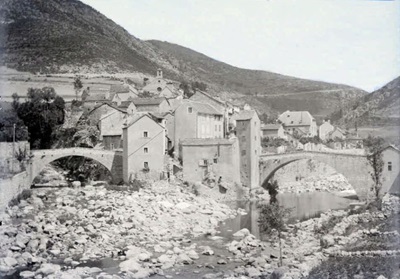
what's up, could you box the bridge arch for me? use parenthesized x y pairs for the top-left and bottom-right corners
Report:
(259, 152), (373, 200)
(29, 148), (123, 185)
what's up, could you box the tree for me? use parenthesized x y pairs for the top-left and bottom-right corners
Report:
(363, 135), (385, 208)
(0, 102), (29, 142)
(258, 179), (291, 266)
(73, 76), (83, 100)
(13, 87), (65, 149)
(179, 81), (192, 98)
(258, 202), (291, 266)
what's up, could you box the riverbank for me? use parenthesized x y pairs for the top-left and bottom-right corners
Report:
(1, 177), (399, 278)
(0, 180), (239, 278)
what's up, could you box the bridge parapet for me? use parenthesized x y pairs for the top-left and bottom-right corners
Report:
(29, 148), (123, 184)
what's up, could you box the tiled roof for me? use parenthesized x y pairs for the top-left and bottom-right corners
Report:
(131, 97), (166, 106)
(261, 124), (281, 130)
(191, 90), (226, 106)
(123, 112), (165, 130)
(118, 101), (133, 109)
(181, 138), (234, 146)
(235, 110), (257, 121)
(184, 100), (223, 115)
(88, 102), (127, 115)
(278, 111), (315, 126)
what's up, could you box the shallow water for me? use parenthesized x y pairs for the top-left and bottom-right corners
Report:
(219, 192), (356, 239)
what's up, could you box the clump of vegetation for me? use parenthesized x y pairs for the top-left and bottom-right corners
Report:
(313, 214), (343, 235)
(258, 179), (291, 266)
(261, 137), (288, 148)
(12, 87), (65, 149)
(307, 255), (400, 279)
(8, 189), (32, 207)
(363, 135), (385, 209)
(105, 179), (145, 192)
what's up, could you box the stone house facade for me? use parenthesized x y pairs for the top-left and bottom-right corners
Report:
(174, 100), (224, 158)
(235, 110), (261, 189)
(180, 138), (240, 185)
(319, 120), (334, 141)
(122, 113), (166, 182)
(278, 110), (318, 138)
(381, 145), (400, 194)
(261, 124), (286, 139)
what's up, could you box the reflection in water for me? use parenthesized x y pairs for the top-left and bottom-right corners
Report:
(220, 192), (356, 239)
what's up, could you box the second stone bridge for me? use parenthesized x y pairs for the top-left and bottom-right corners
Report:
(259, 151), (374, 200)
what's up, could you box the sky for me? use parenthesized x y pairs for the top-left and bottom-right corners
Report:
(81, 0), (400, 92)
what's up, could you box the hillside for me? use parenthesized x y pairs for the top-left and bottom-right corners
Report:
(0, 0), (366, 117)
(333, 77), (400, 127)
(0, 0), (177, 75)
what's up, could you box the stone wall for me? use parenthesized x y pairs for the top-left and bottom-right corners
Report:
(0, 171), (30, 211)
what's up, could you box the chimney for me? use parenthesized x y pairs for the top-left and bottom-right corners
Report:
(157, 68), (163, 79)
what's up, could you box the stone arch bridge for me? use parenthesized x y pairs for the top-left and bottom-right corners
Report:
(259, 152), (377, 200)
(28, 148), (123, 184)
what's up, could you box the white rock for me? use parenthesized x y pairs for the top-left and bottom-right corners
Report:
(233, 228), (250, 238)
(3, 257), (18, 267)
(37, 263), (61, 275)
(19, 270), (36, 278)
(119, 258), (141, 272)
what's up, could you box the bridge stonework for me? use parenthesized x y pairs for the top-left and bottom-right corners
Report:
(29, 148), (123, 184)
(259, 152), (374, 200)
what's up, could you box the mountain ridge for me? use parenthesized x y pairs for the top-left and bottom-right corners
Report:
(0, 0), (366, 117)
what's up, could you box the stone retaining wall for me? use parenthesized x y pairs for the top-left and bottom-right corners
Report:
(0, 171), (30, 211)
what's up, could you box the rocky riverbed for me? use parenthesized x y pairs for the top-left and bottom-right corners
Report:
(1, 178), (399, 279)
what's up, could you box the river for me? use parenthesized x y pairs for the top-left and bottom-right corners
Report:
(219, 192), (357, 240)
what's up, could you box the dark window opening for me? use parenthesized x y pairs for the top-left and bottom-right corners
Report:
(388, 162), (392, 171)
(143, 131), (148, 137)
(144, 147), (148, 153)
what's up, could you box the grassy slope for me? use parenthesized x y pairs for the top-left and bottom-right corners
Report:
(148, 40), (366, 117)
(0, 0), (366, 117)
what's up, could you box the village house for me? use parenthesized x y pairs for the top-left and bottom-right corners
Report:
(174, 100), (224, 158)
(319, 120), (335, 141)
(118, 101), (136, 114)
(149, 112), (175, 152)
(190, 90), (236, 134)
(180, 138), (240, 186)
(235, 110), (261, 189)
(278, 110), (318, 138)
(261, 124), (286, 139)
(99, 109), (128, 150)
(122, 113), (166, 182)
(381, 145), (400, 194)
(82, 92), (110, 112)
(326, 127), (346, 141)
(109, 84), (138, 106)
(131, 97), (171, 113)
(142, 69), (180, 97)
(84, 103), (126, 127)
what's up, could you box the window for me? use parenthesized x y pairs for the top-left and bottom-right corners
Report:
(255, 149), (257, 154)
(110, 143), (114, 150)
(213, 158), (218, 164)
(241, 150), (246, 156)
(144, 147), (148, 153)
(188, 107), (193, 113)
(219, 125), (221, 132)
(388, 162), (392, 171)
(157, 87), (162, 92)
(215, 125), (217, 132)
(144, 162), (149, 169)
(143, 131), (148, 137)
